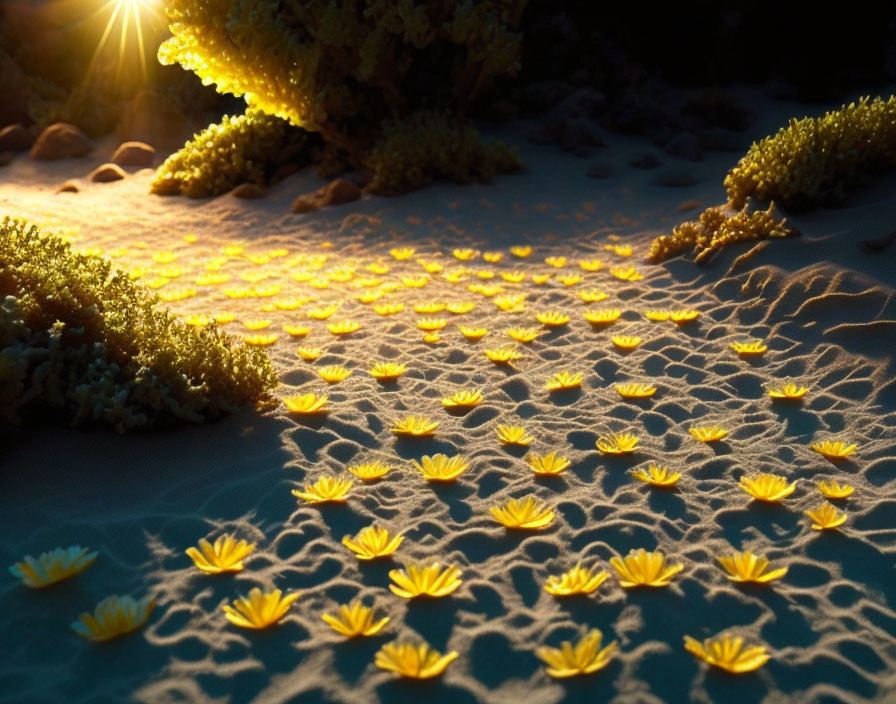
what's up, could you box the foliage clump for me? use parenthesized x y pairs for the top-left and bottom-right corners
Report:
(157, 0), (525, 193)
(152, 110), (308, 197)
(725, 96), (896, 210)
(0, 218), (277, 431)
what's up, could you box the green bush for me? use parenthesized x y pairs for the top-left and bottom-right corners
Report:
(0, 217), (278, 431)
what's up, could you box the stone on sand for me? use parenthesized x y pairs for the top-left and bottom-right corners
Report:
(111, 141), (155, 167)
(231, 183), (266, 199)
(30, 123), (92, 161)
(56, 180), (79, 193)
(90, 163), (127, 183)
(0, 124), (34, 152)
(292, 179), (361, 213)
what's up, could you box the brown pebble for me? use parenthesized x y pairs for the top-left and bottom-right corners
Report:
(56, 180), (79, 193)
(31, 123), (92, 161)
(230, 183), (266, 199)
(89, 163), (127, 182)
(291, 178), (361, 213)
(110, 141), (155, 167)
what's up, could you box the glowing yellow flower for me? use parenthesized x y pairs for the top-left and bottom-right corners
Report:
(684, 634), (769, 673)
(544, 564), (609, 596)
(578, 259), (603, 271)
(222, 587), (299, 629)
(284, 393), (328, 414)
(502, 271), (526, 283)
(243, 334), (279, 346)
(347, 461), (391, 481)
(558, 274), (582, 286)
(389, 563), (462, 598)
(243, 318), (271, 330)
(767, 383), (808, 399)
(296, 346), (323, 361)
(510, 245), (533, 258)
(643, 309), (671, 321)
(806, 502), (847, 530)
(475, 269), (495, 280)
(536, 629), (617, 678)
(212, 311), (235, 324)
(739, 473), (796, 502)
(506, 327), (540, 342)
(283, 324), (311, 337)
(414, 302), (446, 314)
(490, 496), (555, 529)
(818, 480), (854, 499)
(274, 297), (309, 310)
(422, 332), (441, 344)
(375, 640), (459, 678)
(460, 326), (488, 340)
(610, 266), (642, 281)
(494, 294), (526, 312)
(611, 335), (642, 350)
(731, 340), (767, 356)
(612, 244), (633, 257)
(616, 383), (656, 398)
(291, 475), (353, 503)
(368, 262), (390, 274)
(442, 390), (484, 409)
(584, 308), (621, 324)
(483, 251), (503, 263)
(578, 288), (607, 303)
(322, 599), (389, 637)
(403, 275), (429, 288)
(486, 346), (522, 364)
(390, 247), (415, 260)
(610, 549), (683, 587)
(412, 454), (469, 481)
(443, 270), (466, 283)
(453, 248), (477, 261)
(812, 441), (857, 460)
(183, 313), (212, 327)
(670, 309), (700, 323)
(596, 433), (639, 454)
(496, 425), (533, 446)
(716, 552), (787, 583)
(308, 304), (340, 320)
(72, 594), (156, 641)
(374, 302), (405, 315)
(355, 290), (383, 304)
(545, 371), (583, 391)
(630, 464), (680, 487)
(343, 526), (404, 560)
(391, 416), (438, 436)
(369, 362), (407, 381)
(195, 273), (229, 286)
(447, 301), (476, 314)
(318, 365), (352, 383)
(153, 250), (176, 263)
(185, 535), (255, 574)
(536, 311), (570, 327)
(527, 451), (571, 476)
(10, 546), (97, 588)
(689, 426), (728, 442)
(328, 320), (361, 335)
(416, 318), (446, 332)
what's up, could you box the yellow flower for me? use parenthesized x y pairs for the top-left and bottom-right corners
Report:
(442, 390), (484, 409)
(544, 256), (567, 268)
(510, 245), (533, 258)
(812, 440), (857, 460)
(610, 548), (683, 587)
(283, 393), (328, 414)
(414, 302), (446, 314)
(486, 346), (522, 364)
(475, 269), (495, 280)
(596, 432), (639, 455)
(291, 475), (353, 503)
(183, 313), (212, 327)
(185, 535), (255, 574)
(526, 451), (571, 476)
(283, 324), (311, 337)
(328, 320), (361, 335)
(453, 248), (478, 261)
(584, 309), (621, 325)
(71, 594), (157, 641)
(806, 502), (847, 530)
(322, 599), (389, 637)
(368, 261), (390, 274)
(501, 271), (526, 283)
(615, 382), (656, 398)
(739, 473), (796, 502)
(422, 332), (441, 344)
(347, 461), (391, 481)
(578, 259), (603, 271)
(222, 587), (299, 629)
(390, 247), (415, 260)
(767, 383), (808, 399)
(355, 290), (383, 304)
(536, 629), (617, 678)
(318, 365), (352, 383)
(243, 318), (271, 330)
(391, 416), (438, 436)
(10, 546), (97, 588)
(544, 564), (609, 596)
(684, 634), (769, 673)
(670, 309), (700, 323)
(731, 340), (767, 356)
(612, 244), (633, 257)
(630, 464), (680, 487)
(611, 335), (642, 350)
(643, 309), (671, 321)
(403, 275), (429, 288)
(578, 288), (607, 303)
(296, 346), (323, 361)
(536, 311), (570, 327)
(417, 318), (447, 331)
(716, 551), (787, 583)
(818, 480), (854, 499)
(375, 640), (459, 678)
(494, 294), (526, 312)
(369, 362), (407, 381)
(212, 311), (236, 324)
(689, 426), (728, 442)
(274, 297), (309, 310)
(483, 251), (503, 263)
(342, 526), (404, 560)
(411, 454), (469, 481)
(506, 327), (540, 342)
(307, 304), (340, 320)
(490, 496), (555, 529)
(558, 274), (582, 286)
(374, 302), (405, 316)
(447, 301), (476, 314)
(243, 334), (279, 346)
(545, 371), (583, 391)
(460, 326), (488, 340)
(496, 425), (533, 446)
(389, 563), (462, 598)
(610, 266), (643, 281)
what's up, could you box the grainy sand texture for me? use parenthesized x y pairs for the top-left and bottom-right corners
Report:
(2, 97), (895, 704)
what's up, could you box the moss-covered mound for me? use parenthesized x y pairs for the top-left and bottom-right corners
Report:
(0, 218), (278, 431)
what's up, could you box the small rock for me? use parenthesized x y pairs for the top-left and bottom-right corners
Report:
(56, 180), (79, 193)
(111, 141), (155, 167)
(0, 124), (34, 151)
(663, 132), (703, 161)
(0, 151), (12, 166)
(291, 178), (362, 213)
(629, 153), (662, 170)
(587, 161), (613, 179)
(89, 163), (126, 183)
(31, 123), (93, 161)
(230, 183), (265, 199)
(652, 166), (702, 187)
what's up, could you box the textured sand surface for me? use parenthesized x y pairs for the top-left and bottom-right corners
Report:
(1, 100), (895, 703)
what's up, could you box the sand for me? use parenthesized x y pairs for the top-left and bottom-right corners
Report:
(1, 89), (895, 703)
